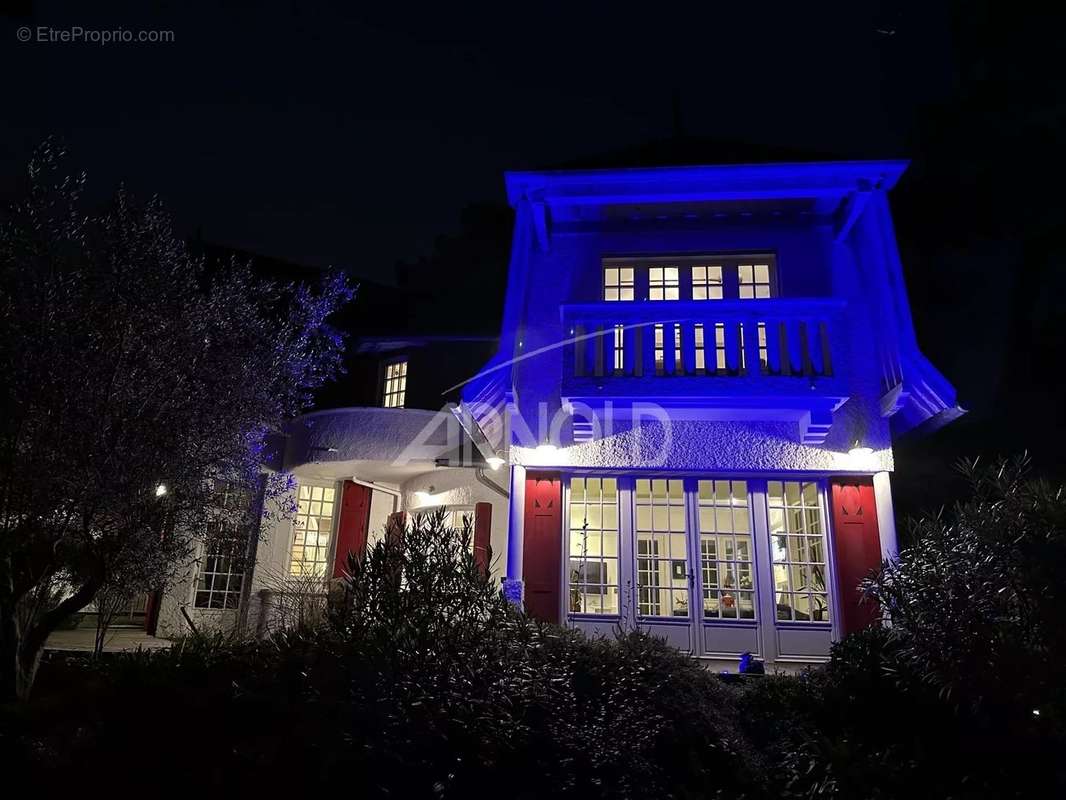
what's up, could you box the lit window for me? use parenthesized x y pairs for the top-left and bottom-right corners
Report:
(692, 265), (724, 300)
(568, 478), (620, 615)
(634, 479), (688, 617)
(604, 267), (635, 301)
(697, 481), (755, 620)
(714, 323), (727, 373)
(756, 322), (768, 373)
(694, 324), (706, 372)
(194, 520), (246, 609)
(613, 324), (624, 373)
(383, 360), (407, 408)
(654, 324), (665, 375)
(673, 325), (683, 374)
(648, 267), (679, 301)
(739, 263), (774, 299)
(290, 484), (336, 577)
(768, 481), (830, 622)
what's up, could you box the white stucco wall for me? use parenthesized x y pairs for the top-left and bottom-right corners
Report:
(401, 467), (511, 583)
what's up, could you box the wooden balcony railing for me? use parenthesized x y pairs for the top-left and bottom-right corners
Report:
(560, 299), (846, 382)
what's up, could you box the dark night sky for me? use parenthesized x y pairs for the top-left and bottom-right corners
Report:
(4, 1), (1064, 517)
(2, 1), (953, 281)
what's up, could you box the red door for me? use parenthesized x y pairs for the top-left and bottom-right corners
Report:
(523, 473), (562, 623)
(830, 478), (883, 635)
(333, 480), (371, 578)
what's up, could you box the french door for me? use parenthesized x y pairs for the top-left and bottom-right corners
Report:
(566, 475), (837, 662)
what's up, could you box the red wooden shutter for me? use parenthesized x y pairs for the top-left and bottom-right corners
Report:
(332, 480), (371, 578)
(830, 478), (883, 635)
(473, 502), (492, 576)
(523, 473), (562, 623)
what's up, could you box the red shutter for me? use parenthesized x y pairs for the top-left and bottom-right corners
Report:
(473, 502), (492, 576)
(333, 480), (371, 578)
(523, 473), (562, 623)
(830, 478), (883, 635)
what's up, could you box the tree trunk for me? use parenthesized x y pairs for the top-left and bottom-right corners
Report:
(0, 577), (101, 702)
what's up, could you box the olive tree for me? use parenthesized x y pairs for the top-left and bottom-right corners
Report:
(0, 143), (353, 700)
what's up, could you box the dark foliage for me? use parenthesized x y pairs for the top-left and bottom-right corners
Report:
(4, 466), (1065, 797)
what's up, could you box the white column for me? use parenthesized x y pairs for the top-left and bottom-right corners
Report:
(872, 471), (898, 561)
(503, 465), (527, 607)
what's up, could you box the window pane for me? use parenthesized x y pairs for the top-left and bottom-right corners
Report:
(767, 481), (830, 624)
(568, 477), (621, 616)
(697, 480), (754, 621)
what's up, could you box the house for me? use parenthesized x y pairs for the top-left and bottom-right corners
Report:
(154, 161), (960, 670)
(458, 161), (960, 667)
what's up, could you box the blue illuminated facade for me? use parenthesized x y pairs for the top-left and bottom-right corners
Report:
(460, 161), (961, 667)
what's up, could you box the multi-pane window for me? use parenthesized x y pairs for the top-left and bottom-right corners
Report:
(713, 323), (727, 373)
(648, 267), (680, 301)
(635, 479), (688, 617)
(613, 324), (624, 373)
(194, 521), (246, 609)
(694, 324), (706, 372)
(568, 477), (620, 615)
(652, 324), (681, 375)
(739, 263), (774, 299)
(768, 481), (830, 622)
(697, 481), (755, 620)
(692, 265), (724, 300)
(383, 360), (407, 408)
(654, 324), (665, 374)
(604, 267), (635, 301)
(290, 483), (337, 577)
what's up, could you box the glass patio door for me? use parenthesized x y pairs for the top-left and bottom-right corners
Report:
(633, 478), (695, 652)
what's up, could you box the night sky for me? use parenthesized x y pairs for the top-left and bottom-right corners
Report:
(4, 1), (1064, 518)
(3, 1), (953, 277)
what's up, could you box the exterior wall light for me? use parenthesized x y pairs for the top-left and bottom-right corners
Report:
(534, 443), (558, 457)
(413, 486), (436, 506)
(486, 456), (505, 470)
(155, 483), (168, 497)
(848, 441), (874, 458)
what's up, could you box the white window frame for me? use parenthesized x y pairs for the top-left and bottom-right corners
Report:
(383, 359), (408, 408)
(648, 266), (680, 301)
(603, 266), (635, 301)
(192, 521), (247, 610)
(692, 264), (724, 300)
(289, 481), (339, 578)
(562, 475), (837, 660)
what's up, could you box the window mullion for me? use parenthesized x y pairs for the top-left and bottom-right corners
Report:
(748, 479), (779, 663)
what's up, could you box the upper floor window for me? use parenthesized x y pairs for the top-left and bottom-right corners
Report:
(648, 267), (679, 301)
(692, 265), (724, 300)
(603, 267), (634, 301)
(601, 254), (777, 302)
(739, 262), (774, 299)
(383, 359), (407, 408)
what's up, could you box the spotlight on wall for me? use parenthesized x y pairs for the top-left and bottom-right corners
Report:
(486, 456), (505, 471)
(413, 486), (436, 506)
(155, 483), (168, 497)
(848, 441), (874, 458)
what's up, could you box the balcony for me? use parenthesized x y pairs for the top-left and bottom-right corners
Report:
(559, 299), (850, 444)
